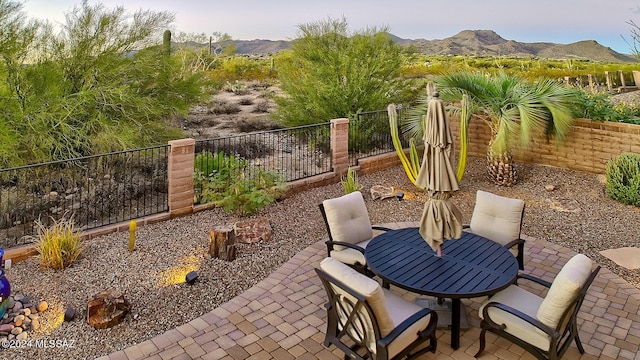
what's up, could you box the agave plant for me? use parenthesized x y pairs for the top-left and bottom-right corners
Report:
(436, 71), (578, 186)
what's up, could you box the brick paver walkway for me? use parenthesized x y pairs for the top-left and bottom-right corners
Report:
(99, 222), (640, 360)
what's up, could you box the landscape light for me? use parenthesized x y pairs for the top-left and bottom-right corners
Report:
(185, 271), (199, 285)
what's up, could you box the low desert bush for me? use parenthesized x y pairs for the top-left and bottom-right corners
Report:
(606, 152), (640, 206)
(208, 99), (241, 115)
(252, 100), (270, 113)
(194, 151), (286, 215)
(341, 167), (360, 194)
(35, 217), (84, 270)
(238, 97), (254, 106)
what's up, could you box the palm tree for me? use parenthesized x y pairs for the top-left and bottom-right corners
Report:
(436, 71), (577, 186)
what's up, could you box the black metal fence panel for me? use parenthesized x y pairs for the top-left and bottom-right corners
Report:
(194, 123), (332, 202)
(0, 146), (169, 247)
(351, 107), (411, 166)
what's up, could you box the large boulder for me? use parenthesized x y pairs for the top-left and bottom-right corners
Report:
(87, 289), (130, 329)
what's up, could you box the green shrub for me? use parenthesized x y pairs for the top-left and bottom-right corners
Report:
(341, 167), (360, 194)
(606, 153), (640, 206)
(35, 217), (84, 270)
(194, 151), (286, 215)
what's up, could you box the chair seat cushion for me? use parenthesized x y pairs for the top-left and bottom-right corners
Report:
(329, 240), (370, 265)
(383, 289), (434, 358)
(536, 254), (592, 328)
(479, 285), (551, 351)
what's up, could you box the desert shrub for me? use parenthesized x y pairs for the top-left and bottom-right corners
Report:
(238, 97), (254, 106)
(252, 100), (270, 113)
(194, 151), (286, 215)
(35, 217), (84, 270)
(274, 17), (411, 127)
(209, 99), (241, 114)
(235, 118), (282, 133)
(606, 153), (640, 206)
(223, 80), (250, 95)
(341, 167), (360, 194)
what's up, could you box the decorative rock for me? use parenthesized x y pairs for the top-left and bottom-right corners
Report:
(234, 217), (272, 244)
(22, 308), (31, 317)
(544, 185), (555, 191)
(0, 324), (13, 332)
(370, 185), (395, 200)
(13, 314), (24, 327)
(10, 327), (22, 335)
(30, 318), (39, 331)
(16, 332), (27, 340)
(13, 294), (25, 302)
(64, 307), (76, 322)
(12, 302), (22, 313)
(36, 301), (48, 313)
(87, 289), (130, 329)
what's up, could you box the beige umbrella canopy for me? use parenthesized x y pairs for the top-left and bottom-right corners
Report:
(415, 91), (463, 254)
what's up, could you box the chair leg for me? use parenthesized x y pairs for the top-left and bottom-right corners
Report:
(517, 243), (525, 270)
(474, 328), (487, 358)
(573, 325), (585, 354)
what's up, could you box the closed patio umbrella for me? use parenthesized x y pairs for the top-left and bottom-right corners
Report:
(415, 91), (463, 255)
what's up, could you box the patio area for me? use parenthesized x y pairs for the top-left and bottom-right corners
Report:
(99, 221), (640, 360)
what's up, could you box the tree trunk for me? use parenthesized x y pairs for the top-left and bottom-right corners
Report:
(209, 226), (236, 261)
(486, 148), (517, 186)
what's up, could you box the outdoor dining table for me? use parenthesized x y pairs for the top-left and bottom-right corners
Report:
(365, 227), (519, 349)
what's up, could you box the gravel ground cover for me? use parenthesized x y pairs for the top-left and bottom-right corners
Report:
(3, 156), (640, 360)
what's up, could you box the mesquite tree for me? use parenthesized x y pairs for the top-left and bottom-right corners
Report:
(0, 0), (205, 167)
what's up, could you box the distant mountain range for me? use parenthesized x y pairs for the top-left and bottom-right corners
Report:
(231, 29), (636, 63)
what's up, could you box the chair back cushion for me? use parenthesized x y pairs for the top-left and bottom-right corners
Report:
(469, 190), (524, 246)
(536, 254), (593, 328)
(320, 257), (395, 338)
(322, 191), (373, 249)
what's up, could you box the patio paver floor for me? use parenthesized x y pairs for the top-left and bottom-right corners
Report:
(99, 222), (640, 360)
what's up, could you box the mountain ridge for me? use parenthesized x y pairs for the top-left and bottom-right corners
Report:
(231, 29), (636, 63)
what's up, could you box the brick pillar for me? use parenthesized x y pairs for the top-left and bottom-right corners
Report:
(330, 118), (350, 176)
(168, 138), (195, 217)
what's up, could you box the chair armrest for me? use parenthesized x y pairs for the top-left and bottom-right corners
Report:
(516, 273), (552, 289)
(482, 301), (559, 338)
(372, 226), (392, 232)
(503, 237), (525, 250)
(378, 307), (437, 347)
(326, 240), (365, 254)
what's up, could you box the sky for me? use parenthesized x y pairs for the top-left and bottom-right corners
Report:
(20, 0), (640, 54)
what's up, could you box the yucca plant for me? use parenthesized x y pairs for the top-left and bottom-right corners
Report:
(35, 217), (84, 270)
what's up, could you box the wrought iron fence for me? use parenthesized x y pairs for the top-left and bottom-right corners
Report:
(194, 123), (332, 202)
(0, 145), (169, 247)
(350, 107), (412, 166)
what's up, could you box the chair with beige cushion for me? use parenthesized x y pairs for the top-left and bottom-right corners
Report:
(319, 191), (391, 275)
(474, 254), (600, 360)
(316, 257), (438, 360)
(466, 190), (526, 270)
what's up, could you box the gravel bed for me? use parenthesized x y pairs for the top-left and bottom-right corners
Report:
(3, 156), (639, 359)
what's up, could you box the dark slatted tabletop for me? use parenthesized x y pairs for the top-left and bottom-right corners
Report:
(365, 227), (519, 298)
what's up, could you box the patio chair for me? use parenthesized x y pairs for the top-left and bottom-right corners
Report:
(319, 191), (391, 276)
(465, 190), (526, 270)
(474, 253), (601, 360)
(316, 257), (438, 360)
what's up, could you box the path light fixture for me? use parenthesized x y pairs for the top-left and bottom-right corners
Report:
(185, 271), (199, 285)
